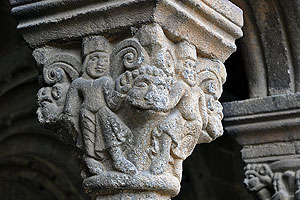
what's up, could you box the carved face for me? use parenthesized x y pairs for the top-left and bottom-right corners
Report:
(157, 50), (175, 76)
(179, 59), (197, 87)
(84, 52), (110, 79)
(37, 83), (69, 125)
(127, 74), (169, 111)
(244, 164), (273, 192)
(198, 71), (222, 100)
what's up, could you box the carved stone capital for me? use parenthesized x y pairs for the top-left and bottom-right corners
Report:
(244, 160), (300, 200)
(11, 1), (243, 199)
(224, 94), (300, 200)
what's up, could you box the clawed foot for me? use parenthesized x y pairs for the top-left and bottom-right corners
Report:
(113, 158), (137, 175)
(84, 156), (104, 175)
(150, 159), (168, 175)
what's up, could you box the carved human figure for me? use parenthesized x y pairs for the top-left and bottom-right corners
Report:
(146, 41), (210, 177)
(198, 59), (226, 140)
(64, 35), (137, 175)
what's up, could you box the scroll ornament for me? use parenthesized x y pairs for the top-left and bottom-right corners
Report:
(36, 24), (227, 198)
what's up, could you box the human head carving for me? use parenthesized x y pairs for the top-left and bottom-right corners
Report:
(82, 35), (111, 79)
(175, 41), (198, 87)
(198, 59), (226, 99)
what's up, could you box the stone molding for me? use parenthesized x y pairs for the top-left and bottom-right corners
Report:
(224, 93), (300, 200)
(10, 1), (243, 199)
(10, 0), (243, 62)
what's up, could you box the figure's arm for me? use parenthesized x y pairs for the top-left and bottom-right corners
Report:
(104, 76), (127, 111)
(63, 81), (81, 133)
(165, 81), (187, 110)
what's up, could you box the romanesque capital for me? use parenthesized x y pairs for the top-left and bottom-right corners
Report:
(224, 94), (300, 200)
(11, 1), (243, 199)
(244, 161), (300, 200)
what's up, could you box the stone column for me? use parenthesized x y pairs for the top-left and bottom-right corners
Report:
(10, 0), (243, 199)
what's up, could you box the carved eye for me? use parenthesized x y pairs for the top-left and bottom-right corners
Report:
(47, 67), (63, 82)
(259, 167), (266, 175)
(90, 56), (98, 62)
(136, 82), (148, 88)
(247, 174), (255, 179)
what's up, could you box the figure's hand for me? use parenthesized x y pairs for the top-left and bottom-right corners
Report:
(116, 71), (133, 94)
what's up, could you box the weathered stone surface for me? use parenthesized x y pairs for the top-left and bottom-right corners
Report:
(34, 24), (231, 199)
(10, 0), (243, 62)
(9, 0), (243, 199)
(244, 160), (300, 200)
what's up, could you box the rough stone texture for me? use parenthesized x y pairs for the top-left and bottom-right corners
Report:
(8, 0), (243, 199)
(225, 1), (300, 199)
(10, 0), (243, 62)
(33, 24), (229, 199)
(0, 1), (252, 199)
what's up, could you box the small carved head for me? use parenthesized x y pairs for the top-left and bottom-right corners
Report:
(82, 35), (111, 79)
(244, 164), (273, 192)
(36, 53), (80, 127)
(175, 41), (198, 87)
(37, 82), (70, 126)
(127, 65), (170, 111)
(83, 52), (110, 78)
(198, 59), (226, 99)
(157, 49), (175, 77)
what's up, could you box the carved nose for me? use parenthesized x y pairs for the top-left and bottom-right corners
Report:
(145, 85), (157, 101)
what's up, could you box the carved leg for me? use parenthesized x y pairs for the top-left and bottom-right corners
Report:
(80, 109), (96, 157)
(272, 173), (290, 200)
(150, 133), (172, 175)
(98, 107), (137, 175)
(109, 145), (137, 175)
(80, 109), (105, 175)
(173, 159), (183, 181)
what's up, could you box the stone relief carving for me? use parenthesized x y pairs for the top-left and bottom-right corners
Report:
(37, 53), (81, 128)
(244, 161), (300, 200)
(35, 23), (227, 198)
